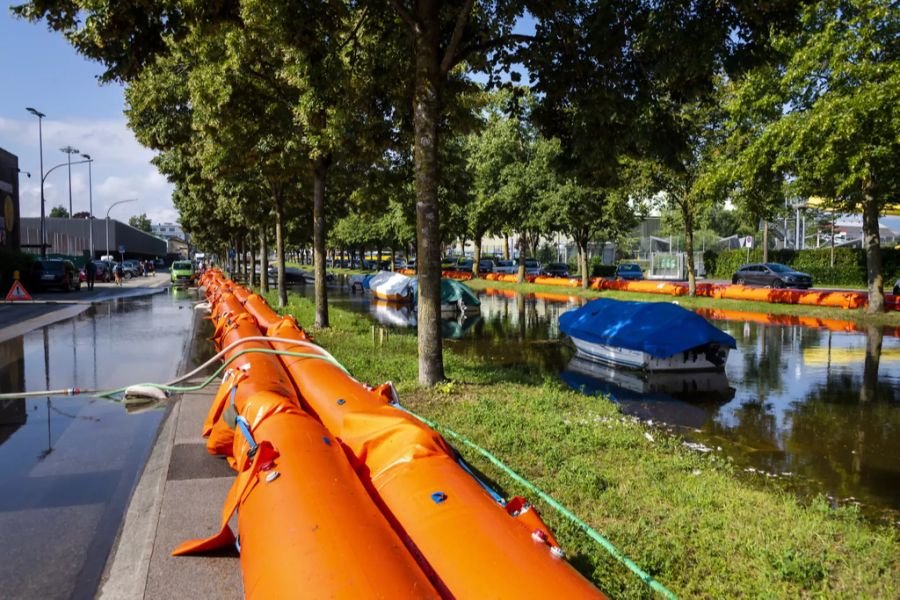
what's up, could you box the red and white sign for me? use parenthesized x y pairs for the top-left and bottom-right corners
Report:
(5, 280), (33, 301)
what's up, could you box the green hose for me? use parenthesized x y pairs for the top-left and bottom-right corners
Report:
(395, 405), (679, 600)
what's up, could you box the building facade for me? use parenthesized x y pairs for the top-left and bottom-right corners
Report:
(20, 217), (166, 260)
(0, 148), (21, 251)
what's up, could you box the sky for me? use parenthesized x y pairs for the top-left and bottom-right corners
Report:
(0, 3), (178, 226)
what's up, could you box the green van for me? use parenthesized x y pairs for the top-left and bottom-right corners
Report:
(170, 260), (195, 286)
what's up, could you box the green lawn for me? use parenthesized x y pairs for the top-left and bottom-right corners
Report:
(264, 291), (898, 599)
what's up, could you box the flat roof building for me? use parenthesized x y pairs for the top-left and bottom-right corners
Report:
(20, 217), (166, 260)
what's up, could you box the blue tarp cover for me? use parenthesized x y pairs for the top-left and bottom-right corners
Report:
(559, 298), (736, 359)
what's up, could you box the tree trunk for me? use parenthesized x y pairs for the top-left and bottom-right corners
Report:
(260, 227), (269, 293)
(274, 192), (287, 308)
(249, 234), (256, 287)
(682, 201), (696, 296)
(762, 219), (769, 263)
(862, 191), (884, 313)
(412, 4), (445, 386)
(472, 233), (482, 277)
(503, 233), (510, 260)
(516, 235), (526, 283)
(313, 160), (329, 328)
(579, 239), (589, 290)
(529, 233), (539, 258)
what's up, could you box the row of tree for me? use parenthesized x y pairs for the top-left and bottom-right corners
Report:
(15, 0), (897, 384)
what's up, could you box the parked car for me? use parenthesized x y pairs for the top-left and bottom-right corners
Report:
(615, 263), (644, 281)
(122, 260), (142, 279)
(32, 259), (80, 292)
(266, 265), (307, 283)
(455, 258), (474, 272)
(520, 258), (542, 276)
(732, 263), (813, 289)
(90, 260), (112, 282)
(894, 278), (900, 296)
(478, 258), (495, 274)
(171, 260), (195, 285)
(541, 262), (570, 277)
(494, 259), (517, 274)
(440, 257), (459, 270)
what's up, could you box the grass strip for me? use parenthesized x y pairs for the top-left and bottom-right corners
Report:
(266, 291), (898, 598)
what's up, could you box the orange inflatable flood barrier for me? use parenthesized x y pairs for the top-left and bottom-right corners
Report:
(177, 282), (440, 598)
(209, 281), (603, 597)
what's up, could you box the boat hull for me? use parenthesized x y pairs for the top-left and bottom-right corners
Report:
(570, 337), (730, 371)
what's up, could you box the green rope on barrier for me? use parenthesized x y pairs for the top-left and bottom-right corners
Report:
(395, 405), (679, 600)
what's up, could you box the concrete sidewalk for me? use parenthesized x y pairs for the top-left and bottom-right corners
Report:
(97, 313), (243, 599)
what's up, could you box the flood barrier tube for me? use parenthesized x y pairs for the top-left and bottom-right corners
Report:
(177, 392), (440, 599)
(262, 317), (604, 598)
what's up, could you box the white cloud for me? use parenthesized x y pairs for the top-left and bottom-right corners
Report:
(3, 116), (177, 225)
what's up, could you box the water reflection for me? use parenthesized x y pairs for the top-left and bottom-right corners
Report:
(295, 283), (900, 521)
(0, 290), (197, 599)
(561, 357), (734, 428)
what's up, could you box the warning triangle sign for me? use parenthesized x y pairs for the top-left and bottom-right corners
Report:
(5, 280), (33, 301)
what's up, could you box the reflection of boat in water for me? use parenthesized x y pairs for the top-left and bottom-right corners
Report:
(369, 300), (481, 339)
(561, 356), (735, 427)
(442, 314), (482, 339)
(559, 299), (735, 371)
(370, 300), (417, 327)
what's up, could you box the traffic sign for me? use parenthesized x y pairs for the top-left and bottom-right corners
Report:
(118, 244), (126, 254)
(5, 280), (33, 301)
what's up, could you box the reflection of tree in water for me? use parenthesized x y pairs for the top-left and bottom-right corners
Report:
(721, 321), (823, 404)
(782, 354), (899, 512)
(450, 294), (574, 372)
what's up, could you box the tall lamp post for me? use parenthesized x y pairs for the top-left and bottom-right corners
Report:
(60, 146), (80, 217)
(106, 198), (137, 261)
(81, 153), (94, 258)
(26, 107), (46, 257)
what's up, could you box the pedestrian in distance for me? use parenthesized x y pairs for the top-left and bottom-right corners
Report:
(85, 260), (97, 291)
(113, 261), (123, 286)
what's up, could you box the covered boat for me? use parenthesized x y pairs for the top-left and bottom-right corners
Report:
(559, 298), (736, 371)
(368, 270), (415, 302)
(410, 278), (481, 313)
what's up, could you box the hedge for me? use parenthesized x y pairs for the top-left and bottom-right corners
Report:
(706, 247), (900, 287)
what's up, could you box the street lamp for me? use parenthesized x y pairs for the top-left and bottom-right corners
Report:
(38, 158), (91, 254)
(106, 198), (137, 261)
(26, 107), (46, 257)
(81, 153), (94, 258)
(60, 146), (80, 217)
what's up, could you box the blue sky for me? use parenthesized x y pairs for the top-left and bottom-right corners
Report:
(0, 2), (177, 224)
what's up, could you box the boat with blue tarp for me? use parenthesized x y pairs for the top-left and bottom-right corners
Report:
(559, 298), (736, 371)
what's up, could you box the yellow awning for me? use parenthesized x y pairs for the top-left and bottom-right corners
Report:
(806, 196), (900, 217)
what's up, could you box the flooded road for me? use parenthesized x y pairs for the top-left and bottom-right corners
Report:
(0, 289), (199, 599)
(312, 282), (900, 524)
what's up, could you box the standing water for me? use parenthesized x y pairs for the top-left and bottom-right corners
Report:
(306, 282), (900, 524)
(0, 289), (199, 599)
